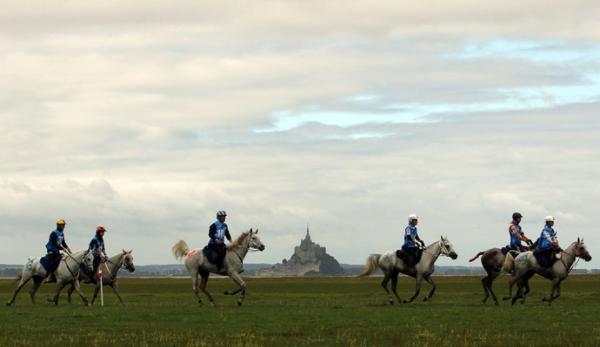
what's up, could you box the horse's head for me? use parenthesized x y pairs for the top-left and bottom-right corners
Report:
(440, 236), (458, 260)
(122, 249), (136, 272)
(83, 250), (94, 273)
(248, 229), (266, 251)
(575, 238), (592, 262)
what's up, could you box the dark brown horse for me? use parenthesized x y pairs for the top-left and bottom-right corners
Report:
(469, 247), (530, 305)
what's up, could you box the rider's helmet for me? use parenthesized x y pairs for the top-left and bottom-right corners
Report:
(96, 225), (107, 233)
(56, 219), (66, 225)
(545, 216), (555, 222)
(512, 212), (523, 220)
(408, 214), (418, 222)
(216, 211), (227, 218)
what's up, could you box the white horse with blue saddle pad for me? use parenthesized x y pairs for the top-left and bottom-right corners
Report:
(6, 250), (94, 306)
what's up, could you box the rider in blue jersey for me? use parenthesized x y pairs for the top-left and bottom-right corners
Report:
(88, 225), (108, 281)
(45, 219), (72, 282)
(207, 211), (232, 270)
(399, 214), (425, 266)
(509, 212), (531, 252)
(535, 216), (560, 270)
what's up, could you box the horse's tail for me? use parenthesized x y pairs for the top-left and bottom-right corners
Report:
(468, 251), (485, 263)
(172, 240), (190, 261)
(358, 254), (381, 277)
(502, 252), (516, 273)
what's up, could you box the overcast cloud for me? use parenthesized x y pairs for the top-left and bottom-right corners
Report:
(1, 1), (599, 268)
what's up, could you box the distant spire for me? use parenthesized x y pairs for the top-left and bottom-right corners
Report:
(305, 224), (311, 242)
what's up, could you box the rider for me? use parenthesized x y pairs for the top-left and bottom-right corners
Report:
(401, 214), (426, 266)
(208, 211), (232, 270)
(509, 212), (531, 252)
(536, 216), (560, 270)
(45, 219), (72, 282)
(88, 225), (108, 280)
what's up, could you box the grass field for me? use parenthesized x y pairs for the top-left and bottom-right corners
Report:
(1, 275), (599, 346)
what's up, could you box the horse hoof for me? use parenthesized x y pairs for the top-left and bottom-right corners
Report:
(237, 301), (242, 306)
(403, 300), (409, 304)
(494, 301), (499, 306)
(223, 291), (229, 295)
(6, 302), (12, 306)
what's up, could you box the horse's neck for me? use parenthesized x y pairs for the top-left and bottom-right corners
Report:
(422, 242), (442, 266)
(230, 238), (250, 261)
(107, 254), (124, 272)
(66, 252), (84, 265)
(560, 242), (578, 269)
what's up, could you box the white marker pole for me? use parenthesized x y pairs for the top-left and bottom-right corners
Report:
(98, 269), (104, 307)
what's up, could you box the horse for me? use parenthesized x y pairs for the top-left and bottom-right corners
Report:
(469, 247), (529, 305)
(504, 238), (592, 305)
(359, 236), (458, 305)
(172, 229), (265, 306)
(66, 250), (135, 306)
(6, 250), (94, 306)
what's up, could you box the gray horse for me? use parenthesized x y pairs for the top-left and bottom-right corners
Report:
(67, 250), (135, 306)
(469, 248), (527, 305)
(359, 237), (458, 304)
(505, 238), (592, 305)
(172, 229), (265, 306)
(7, 250), (93, 306)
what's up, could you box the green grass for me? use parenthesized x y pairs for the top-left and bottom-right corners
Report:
(1, 275), (599, 346)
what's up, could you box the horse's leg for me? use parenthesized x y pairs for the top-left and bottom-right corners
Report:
(28, 277), (43, 304)
(67, 284), (75, 304)
(511, 280), (525, 306)
(110, 282), (125, 306)
(423, 275), (436, 302)
(191, 271), (202, 305)
(380, 271), (393, 305)
(228, 272), (247, 306)
(390, 271), (402, 304)
(552, 281), (562, 300)
(71, 280), (88, 306)
(91, 285), (100, 305)
(50, 280), (66, 305)
(7, 273), (32, 306)
(503, 275), (517, 301)
(486, 273), (500, 305)
(404, 274), (423, 304)
(199, 271), (215, 306)
(543, 278), (561, 305)
(481, 276), (490, 304)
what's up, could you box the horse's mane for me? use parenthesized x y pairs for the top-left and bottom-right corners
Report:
(229, 230), (251, 249)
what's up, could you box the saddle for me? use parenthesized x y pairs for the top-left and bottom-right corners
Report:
(533, 250), (558, 268)
(396, 248), (423, 267)
(40, 253), (61, 273)
(202, 245), (222, 266)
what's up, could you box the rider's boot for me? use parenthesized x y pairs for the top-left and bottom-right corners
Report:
(46, 272), (57, 283)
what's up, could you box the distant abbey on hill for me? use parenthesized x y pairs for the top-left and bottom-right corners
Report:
(256, 227), (345, 276)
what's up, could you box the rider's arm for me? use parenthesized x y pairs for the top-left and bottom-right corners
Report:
(62, 240), (71, 253)
(225, 226), (232, 243)
(415, 235), (425, 246)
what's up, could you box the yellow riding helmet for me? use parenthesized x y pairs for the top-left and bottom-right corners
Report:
(56, 219), (66, 225)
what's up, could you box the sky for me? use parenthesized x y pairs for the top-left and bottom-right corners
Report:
(1, 1), (600, 268)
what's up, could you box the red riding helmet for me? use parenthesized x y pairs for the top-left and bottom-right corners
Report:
(96, 225), (107, 233)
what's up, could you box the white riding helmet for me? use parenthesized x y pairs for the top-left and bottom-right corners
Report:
(217, 211), (227, 217)
(408, 214), (418, 222)
(545, 215), (555, 222)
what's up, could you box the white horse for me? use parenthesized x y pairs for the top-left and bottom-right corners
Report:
(359, 236), (458, 304)
(172, 229), (265, 306)
(504, 238), (592, 305)
(6, 250), (94, 306)
(67, 250), (135, 306)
